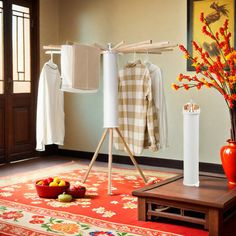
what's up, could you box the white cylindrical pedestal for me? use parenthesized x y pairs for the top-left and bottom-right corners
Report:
(103, 51), (119, 128)
(183, 101), (200, 187)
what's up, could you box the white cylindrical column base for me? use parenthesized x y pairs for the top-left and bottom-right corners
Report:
(103, 51), (118, 128)
(183, 102), (200, 187)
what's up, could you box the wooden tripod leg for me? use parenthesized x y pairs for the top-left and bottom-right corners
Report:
(108, 128), (113, 195)
(82, 128), (109, 183)
(115, 128), (147, 183)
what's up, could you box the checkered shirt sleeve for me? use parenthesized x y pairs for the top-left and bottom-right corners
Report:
(113, 62), (159, 155)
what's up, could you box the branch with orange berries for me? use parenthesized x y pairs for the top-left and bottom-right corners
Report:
(173, 12), (236, 109)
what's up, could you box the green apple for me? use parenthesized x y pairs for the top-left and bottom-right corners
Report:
(57, 192), (72, 202)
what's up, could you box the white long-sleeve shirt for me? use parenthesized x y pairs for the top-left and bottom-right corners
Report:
(145, 62), (168, 149)
(36, 60), (65, 151)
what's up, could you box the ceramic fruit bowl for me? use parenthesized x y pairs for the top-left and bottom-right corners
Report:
(35, 180), (70, 198)
(67, 186), (86, 198)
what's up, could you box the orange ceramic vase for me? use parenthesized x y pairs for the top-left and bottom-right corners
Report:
(221, 140), (236, 185)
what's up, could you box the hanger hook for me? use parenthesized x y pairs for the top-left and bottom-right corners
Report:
(133, 49), (136, 61)
(50, 51), (53, 62)
(144, 49), (149, 63)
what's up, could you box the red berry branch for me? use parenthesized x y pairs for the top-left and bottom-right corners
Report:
(173, 12), (236, 109)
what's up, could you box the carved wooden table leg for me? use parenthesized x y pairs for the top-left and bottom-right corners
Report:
(137, 198), (147, 221)
(208, 209), (222, 236)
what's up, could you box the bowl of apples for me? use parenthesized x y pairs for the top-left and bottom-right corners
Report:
(35, 177), (70, 198)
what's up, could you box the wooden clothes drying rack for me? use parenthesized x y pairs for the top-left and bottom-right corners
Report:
(43, 40), (177, 195)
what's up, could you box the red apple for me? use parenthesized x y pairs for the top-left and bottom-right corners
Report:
(70, 186), (77, 191)
(42, 179), (49, 186)
(46, 177), (53, 184)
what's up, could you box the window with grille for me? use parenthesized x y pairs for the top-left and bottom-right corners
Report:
(12, 4), (31, 93)
(0, 1), (3, 94)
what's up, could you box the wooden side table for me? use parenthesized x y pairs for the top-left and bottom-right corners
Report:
(132, 174), (236, 236)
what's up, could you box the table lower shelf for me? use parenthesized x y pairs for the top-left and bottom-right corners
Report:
(146, 201), (207, 228)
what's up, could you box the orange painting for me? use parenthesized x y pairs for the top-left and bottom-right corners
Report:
(187, 0), (235, 70)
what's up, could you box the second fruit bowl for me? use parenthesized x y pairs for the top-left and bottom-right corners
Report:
(67, 186), (86, 198)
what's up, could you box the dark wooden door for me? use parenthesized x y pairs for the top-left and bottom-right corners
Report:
(0, 0), (39, 163)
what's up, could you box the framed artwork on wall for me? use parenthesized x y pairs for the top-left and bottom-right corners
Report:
(187, 0), (236, 71)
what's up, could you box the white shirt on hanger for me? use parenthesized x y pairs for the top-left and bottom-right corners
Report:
(145, 62), (168, 149)
(36, 60), (65, 151)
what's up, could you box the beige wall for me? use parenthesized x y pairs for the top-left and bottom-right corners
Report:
(40, 0), (229, 164)
(40, 0), (60, 67)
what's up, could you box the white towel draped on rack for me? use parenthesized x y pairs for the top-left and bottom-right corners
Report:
(60, 44), (100, 93)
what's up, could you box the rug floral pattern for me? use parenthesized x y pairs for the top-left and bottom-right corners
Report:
(0, 162), (207, 236)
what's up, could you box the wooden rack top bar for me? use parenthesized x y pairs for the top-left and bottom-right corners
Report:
(43, 45), (61, 50)
(43, 40), (177, 54)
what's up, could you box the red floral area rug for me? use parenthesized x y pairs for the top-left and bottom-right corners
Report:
(0, 161), (208, 236)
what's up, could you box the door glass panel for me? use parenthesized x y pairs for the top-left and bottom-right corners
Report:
(12, 4), (31, 94)
(0, 1), (3, 94)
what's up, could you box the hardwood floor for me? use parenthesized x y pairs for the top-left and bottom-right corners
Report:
(0, 155), (76, 177)
(0, 154), (182, 177)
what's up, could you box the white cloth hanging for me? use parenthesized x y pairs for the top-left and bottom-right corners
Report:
(36, 60), (65, 151)
(145, 62), (168, 149)
(60, 44), (100, 93)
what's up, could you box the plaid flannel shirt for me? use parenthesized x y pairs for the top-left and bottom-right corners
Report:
(113, 60), (159, 155)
